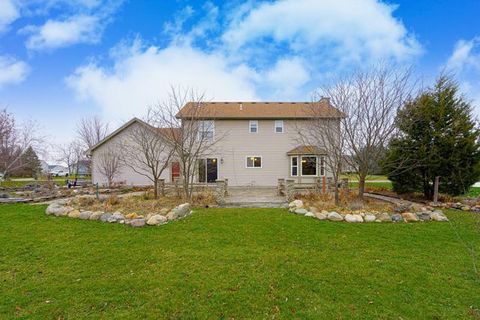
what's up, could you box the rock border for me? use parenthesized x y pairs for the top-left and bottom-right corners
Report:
(288, 200), (449, 223)
(45, 199), (193, 227)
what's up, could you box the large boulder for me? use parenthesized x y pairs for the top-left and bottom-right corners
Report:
(327, 212), (343, 221)
(431, 211), (449, 222)
(46, 203), (73, 216)
(79, 211), (92, 220)
(68, 210), (81, 218)
(315, 212), (327, 220)
(130, 218), (146, 227)
(416, 212), (431, 221)
(89, 211), (103, 221)
(376, 213), (391, 222)
(402, 212), (418, 222)
(289, 199), (303, 209)
(100, 213), (112, 222)
(147, 215), (168, 226)
(345, 214), (363, 223)
(109, 212), (125, 223)
(295, 208), (308, 215)
(391, 214), (404, 223)
(170, 203), (191, 219)
(304, 212), (315, 218)
(364, 214), (376, 222)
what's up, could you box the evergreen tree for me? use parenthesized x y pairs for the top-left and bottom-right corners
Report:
(384, 76), (480, 198)
(20, 146), (42, 179)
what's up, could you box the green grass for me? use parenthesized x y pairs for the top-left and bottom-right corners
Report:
(349, 181), (393, 191)
(467, 187), (480, 198)
(1, 205), (479, 319)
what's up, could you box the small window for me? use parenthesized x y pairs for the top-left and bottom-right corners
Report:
(275, 120), (284, 133)
(246, 156), (262, 168)
(198, 120), (214, 140)
(301, 156), (317, 176)
(249, 120), (258, 133)
(291, 156), (298, 176)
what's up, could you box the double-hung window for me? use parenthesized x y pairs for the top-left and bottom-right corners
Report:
(198, 120), (214, 140)
(275, 120), (284, 133)
(291, 156), (298, 176)
(246, 156), (262, 168)
(249, 120), (258, 133)
(301, 156), (317, 176)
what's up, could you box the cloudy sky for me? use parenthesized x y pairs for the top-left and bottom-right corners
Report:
(1, 0), (480, 151)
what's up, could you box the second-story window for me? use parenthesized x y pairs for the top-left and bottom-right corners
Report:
(275, 120), (284, 133)
(198, 120), (214, 140)
(249, 120), (258, 133)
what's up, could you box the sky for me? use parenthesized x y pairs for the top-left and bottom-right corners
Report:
(1, 0), (480, 159)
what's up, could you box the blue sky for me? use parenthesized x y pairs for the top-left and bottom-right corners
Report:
(1, 0), (480, 153)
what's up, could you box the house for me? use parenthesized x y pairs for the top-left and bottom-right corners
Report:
(70, 160), (91, 176)
(89, 100), (344, 187)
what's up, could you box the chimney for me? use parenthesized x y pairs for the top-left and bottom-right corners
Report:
(319, 97), (330, 104)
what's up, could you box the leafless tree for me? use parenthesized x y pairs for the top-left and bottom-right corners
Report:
(152, 87), (224, 201)
(76, 116), (109, 150)
(0, 109), (43, 178)
(119, 115), (175, 199)
(97, 146), (122, 187)
(57, 140), (84, 176)
(296, 96), (348, 205)
(320, 65), (414, 200)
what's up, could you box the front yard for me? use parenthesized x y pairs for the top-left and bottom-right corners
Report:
(1, 204), (479, 319)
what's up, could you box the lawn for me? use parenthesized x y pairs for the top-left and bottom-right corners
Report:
(1, 205), (479, 319)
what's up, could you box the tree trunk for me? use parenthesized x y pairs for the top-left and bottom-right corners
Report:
(358, 175), (366, 200)
(153, 179), (158, 199)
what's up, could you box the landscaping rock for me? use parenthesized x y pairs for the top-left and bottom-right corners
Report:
(89, 212), (103, 221)
(461, 206), (471, 211)
(289, 199), (303, 209)
(305, 212), (315, 218)
(46, 203), (73, 216)
(309, 206), (319, 214)
(126, 213), (141, 219)
(79, 211), (92, 220)
(159, 208), (169, 215)
(130, 218), (146, 227)
(376, 213), (391, 222)
(364, 214), (376, 222)
(431, 211), (449, 222)
(394, 203), (412, 214)
(68, 209), (81, 218)
(146, 214), (168, 226)
(100, 213), (112, 222)
(294, 208), (308, 215)
(327, 212), (343, 221)
(391, 214), (404, 223)
(166, 211), (176, 220)
(402, 212), (418, 222)
(315, 212), (327, 220)
(111, 212), (125, 222)
(416, 212), (431, 221)
(345, 214), (363, 223)
(172, 203), (191, 219)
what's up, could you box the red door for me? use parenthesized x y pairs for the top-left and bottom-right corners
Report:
(171, 162), (180, 181)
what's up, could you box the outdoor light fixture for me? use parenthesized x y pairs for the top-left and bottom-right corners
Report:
(220, 158), (224, 164)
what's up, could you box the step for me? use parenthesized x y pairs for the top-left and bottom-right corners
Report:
(221, 201), (288, 208)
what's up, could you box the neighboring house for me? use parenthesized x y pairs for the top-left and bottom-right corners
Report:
(40, 160), (50, 173)
(48, 165), (69, 177)
(89, 100), (344, 187)
(71, 160), (91, 176)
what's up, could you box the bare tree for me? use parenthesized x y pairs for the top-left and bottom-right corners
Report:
(58, 140), (84, 175)
(296, 96), (347, 205)
(321, 65), (414, 200)
(76, 116), (109, 150)
(152, 87), (224, 201)
(0, 109), (43, 178)
(119, 115), (175, 199)
(97, 146), (122, 187)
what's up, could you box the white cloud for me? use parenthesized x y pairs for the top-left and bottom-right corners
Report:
(0, 55), (29, 88)
(0, 0), (20, 33)
(446, 37), (480, 72)
(222, 0), (421, 63)
(265, 58), (310, 99)
(66, 40), (260, 121)
(23, 14), (101, 50)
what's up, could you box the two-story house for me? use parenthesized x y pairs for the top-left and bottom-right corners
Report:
(89, 100), (344, 187)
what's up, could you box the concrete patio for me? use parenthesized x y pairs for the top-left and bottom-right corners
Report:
(222, 187), (287, 208)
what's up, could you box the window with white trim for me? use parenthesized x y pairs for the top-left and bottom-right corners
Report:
(301, 156), (317, 176)
(275, 120), (284, 133)
(198, 120), (214, 140)
(291, 156), (298, 176)
(246, 156), (262, 168)
(249, 120), (258, 133)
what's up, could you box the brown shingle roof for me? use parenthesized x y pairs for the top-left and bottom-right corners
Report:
(176, 101), (345, 119)
(287, 146), (326, 155)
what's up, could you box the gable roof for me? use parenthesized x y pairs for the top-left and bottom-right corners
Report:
(287, 145), (326, 155)
(176, 100), (345, 119)
(87, 118), (180, 154)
